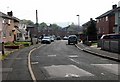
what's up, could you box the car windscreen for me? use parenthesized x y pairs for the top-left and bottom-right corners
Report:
(43, 37), (50, 39)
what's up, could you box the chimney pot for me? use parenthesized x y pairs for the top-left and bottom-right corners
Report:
(7, 11), (13, 16)
(112, 4), (117, 9)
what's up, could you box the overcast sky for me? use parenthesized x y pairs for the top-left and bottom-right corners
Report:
(0, 0), (120, 27)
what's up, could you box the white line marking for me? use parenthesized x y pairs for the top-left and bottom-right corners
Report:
(70, 58), (80, 64)
(28, 44), (45, 82)
(48, 55), (56, 57)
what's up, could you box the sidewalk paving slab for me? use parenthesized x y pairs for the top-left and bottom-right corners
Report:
(75, 43), (120, 62)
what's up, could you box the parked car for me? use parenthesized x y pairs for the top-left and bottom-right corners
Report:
(41, 36), (51, 44)
(56, 36), (61, 40)
(98, 33), (120, 47)
(68, 35), (78, 45)
(100, 33), (120, 39)
(50, 36), (55, 42)
(63, 36), (68, 40)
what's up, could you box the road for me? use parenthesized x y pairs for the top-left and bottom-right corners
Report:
(31, 40), (119, 80)
(2, 40), (119, 81)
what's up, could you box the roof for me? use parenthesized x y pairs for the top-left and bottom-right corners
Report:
(96, 9), (114, 19)
(114, 7), (120, 12)
(0, 11), (11, 19)
(82, 20), (96, 26)
(27, 25), (35, 28)
(96, 7), (120, 19)
(0, 11), (20, 22)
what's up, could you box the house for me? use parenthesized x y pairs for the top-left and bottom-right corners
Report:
(82, 18), (96, 32)
(114, 7), (120, 33)
(0, 11), (20, 43)
(96, 5), (118, 36)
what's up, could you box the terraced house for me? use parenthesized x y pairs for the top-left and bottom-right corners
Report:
(0, 11), (20, 43)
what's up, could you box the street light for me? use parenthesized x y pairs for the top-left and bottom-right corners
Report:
(36, 10), (39, 44)
(76, 15), (80, 28)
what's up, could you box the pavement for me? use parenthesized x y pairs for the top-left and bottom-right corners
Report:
(75, 42), (120, 62)
(2, 43), (42, 80)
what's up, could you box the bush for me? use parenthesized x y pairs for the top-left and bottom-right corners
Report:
(4, 42), (31, 47)
(84, 41), (92, 46)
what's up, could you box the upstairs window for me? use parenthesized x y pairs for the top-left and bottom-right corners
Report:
(106, 16), (108, 21)
(2, 19), (5, 23)
(97, 19), (99, 23)
(8, 19), (11, 25)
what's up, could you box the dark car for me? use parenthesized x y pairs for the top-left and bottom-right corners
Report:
(56, 36), (61, 40)
(68, 35), (78, 45)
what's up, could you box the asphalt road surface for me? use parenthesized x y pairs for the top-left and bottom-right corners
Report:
(31, 40), (119, 80)
(2, 40), (119, 81)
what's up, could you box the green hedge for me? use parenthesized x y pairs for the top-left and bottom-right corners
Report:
(4, 42), (31, 47)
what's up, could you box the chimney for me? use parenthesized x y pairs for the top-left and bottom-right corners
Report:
(7, 11), (13, 16)
(112, 4), (117, 9)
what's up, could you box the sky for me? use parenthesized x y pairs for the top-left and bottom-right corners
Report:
(0, 0), (120, 27)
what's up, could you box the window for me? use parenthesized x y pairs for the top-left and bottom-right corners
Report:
(106, 16), (108, 21)
(8, 19), (11, 25)
(9, 32), (12, 36)
(118, 12), (120, 18)
(3, 32), (6, 37)
(2, 19), (5, 23)
(99, 28), (101, 33)
(102, 18), (104, 22)
(97, 19), (99, 23)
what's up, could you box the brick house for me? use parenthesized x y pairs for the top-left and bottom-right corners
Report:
(0, 11), (20, 43)
(114, 7), (120, 33)
(96, 5), (117, 36)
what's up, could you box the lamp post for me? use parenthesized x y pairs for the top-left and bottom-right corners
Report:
(36, 10), (38, 39)
(76, 15), (80, 39)
(76, 15), (80, 28)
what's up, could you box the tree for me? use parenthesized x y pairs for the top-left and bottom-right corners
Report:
(39, 22), (48, 31)
(84, 18), (97, 41)
(86, 18), (97, 36)
(20, 19), (34, 26)
(49, 24), (62, 31)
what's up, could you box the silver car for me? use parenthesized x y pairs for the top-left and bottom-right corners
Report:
(41, 36), (51, 44)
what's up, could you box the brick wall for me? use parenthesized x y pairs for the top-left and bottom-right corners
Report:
(96, 15), (115, 35)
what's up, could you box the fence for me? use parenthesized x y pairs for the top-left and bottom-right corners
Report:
(99, 39), (120, 53)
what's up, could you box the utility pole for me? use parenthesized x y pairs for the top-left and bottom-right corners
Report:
(36, 10), (39, 44)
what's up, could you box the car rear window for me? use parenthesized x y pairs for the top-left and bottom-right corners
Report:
(110, 35), (120, 39)
(101, 34), (120, 39)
